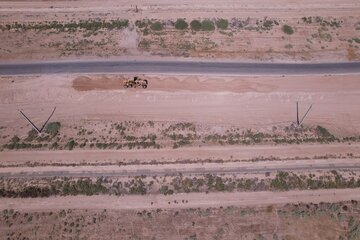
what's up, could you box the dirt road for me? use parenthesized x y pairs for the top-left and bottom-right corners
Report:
(1, 143), (360, 166)
(1, 0), (358, 18)
(1, 188), (359, 210)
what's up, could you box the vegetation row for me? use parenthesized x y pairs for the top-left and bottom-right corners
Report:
(1, 170), (360, 198)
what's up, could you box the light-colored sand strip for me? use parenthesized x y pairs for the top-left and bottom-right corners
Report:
(1, 189), (359, 211)
(1, 143), (360, 166)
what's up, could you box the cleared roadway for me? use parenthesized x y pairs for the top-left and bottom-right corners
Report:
(1, 159), (360, 178)
(1, 189), (359, 211)
(0, 60), (360, 75)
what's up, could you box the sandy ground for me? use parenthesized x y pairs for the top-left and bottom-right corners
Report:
(1, 198), (357, 240)
(1, 143), (360, 166)
(1, 188), (359, 211)
(0, 1), (359, 238)
(0, 0), (359, 61)
(1, 74), (360, 135)
(1, 73), (360, 166)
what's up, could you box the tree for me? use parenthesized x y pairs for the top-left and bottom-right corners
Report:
(190, 20), (201, 31)
(175, 19), (188, 30)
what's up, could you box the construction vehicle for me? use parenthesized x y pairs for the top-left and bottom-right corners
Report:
(123, 76), (148, 89)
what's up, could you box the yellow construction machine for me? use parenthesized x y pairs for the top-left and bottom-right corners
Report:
(123, 76), (148, 89)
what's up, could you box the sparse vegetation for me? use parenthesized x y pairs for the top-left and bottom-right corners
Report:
(139, 39), (151, 49)
(0, 19), (129, 32)
(1, 201), (358, 239)
(314, 16), (342, 28)
(313, 27), (332, 42)
(2, 121), (359, 152)
(262, 19), (277, 30)
(135, 19), (151, 29)
(302, 17), (312, 24)
(2, 170), (360, 198)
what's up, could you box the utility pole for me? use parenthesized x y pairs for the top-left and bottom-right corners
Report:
(299, 104), (312, 126)
(19, 110), (41, 134)
(296, 102), (299, 126)
(19, 107), (56, 134)
(296, 102), (313, 127)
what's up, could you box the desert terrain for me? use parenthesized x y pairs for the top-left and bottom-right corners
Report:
(1, 0), (360, 240)
(1, 200), (359, 240)
(1, 72), (360, 239)
(0, 0), (360, 61)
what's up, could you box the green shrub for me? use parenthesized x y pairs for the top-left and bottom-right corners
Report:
(11, 136), (20, 143)
(150, 21), (163, 31)
(139, 39), (150, 49)
(45, 122), (61, 136)
(50, 142), (59, 149)
(216, 19), (228, 29)
(25, 129), (38, 141)
(190, 20), (202, 31)
(66, 140), (76, 150)
(175, 19), (188, 30)
(262, 20), (274, 30)
(315, 126), (335, 140)
(62, 179), (106, 196)
(201, 20), (215, 31)
(302, 17), (312, 24)
(353, 38), (360, 44)
(135, 20), (149, 28)
(282, 25), (294, 35)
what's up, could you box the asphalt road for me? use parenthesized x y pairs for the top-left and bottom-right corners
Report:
(0, 60), (360, 75)
(1, 161), (360, 178)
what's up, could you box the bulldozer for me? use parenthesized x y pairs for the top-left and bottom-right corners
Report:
(123, 76), (148, 89)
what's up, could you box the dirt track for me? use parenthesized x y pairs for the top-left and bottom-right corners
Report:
(1, 0), (358, 18)
(1, 143), (360, 166)
(1, 189), (359, 211)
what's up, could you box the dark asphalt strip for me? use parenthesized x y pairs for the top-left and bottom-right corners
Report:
(0, 61), (359, 75)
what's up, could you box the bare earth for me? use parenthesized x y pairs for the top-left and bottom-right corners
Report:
(1, 74), (360, 135)
(1, 190), (359, 239)
(1, 189), (359, 211)
(1, 198), (359, 240)
(1, 70), (360, 238)
(0, 0), (359, 61)
(1, 143), (360, 166)
(1, 1), (360, 239)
